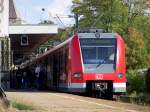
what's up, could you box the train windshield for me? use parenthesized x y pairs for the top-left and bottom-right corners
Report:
(80, 38), (116, 73)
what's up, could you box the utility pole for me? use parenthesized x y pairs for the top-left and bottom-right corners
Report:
(126, 0), (134, 16)
(74, 13), (79, 30)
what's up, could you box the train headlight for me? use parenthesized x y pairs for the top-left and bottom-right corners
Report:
(117, 73), (124, 78)
(73, 73), (81, 78)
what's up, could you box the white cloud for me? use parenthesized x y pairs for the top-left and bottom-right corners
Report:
(16, 0), (75, 26)
(48, 0), (72, 16)
(48, 0), (75, 28)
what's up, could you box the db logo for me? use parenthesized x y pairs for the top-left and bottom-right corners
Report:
(96, 74), (103, 80)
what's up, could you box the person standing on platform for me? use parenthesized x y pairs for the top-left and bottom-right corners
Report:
(35, 61), (45, 90)
(39, 62), (45, 90)
(22, 68), (27, 89)
(35, 62), (41, 89)
(16, 67), (22, 89)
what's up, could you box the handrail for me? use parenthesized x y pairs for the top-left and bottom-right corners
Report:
(0, 87), (6, 98)
(0, 86), (9, 107)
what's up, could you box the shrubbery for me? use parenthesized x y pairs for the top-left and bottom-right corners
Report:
(126, 69), (150, 105)
(127, 70), (144, 94)
(145, 68), (150, 93)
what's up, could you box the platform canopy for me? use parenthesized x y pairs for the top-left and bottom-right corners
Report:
(9, 24), (57, 34)
(9, 24), (58, 65)
(9, 0), (58, 65)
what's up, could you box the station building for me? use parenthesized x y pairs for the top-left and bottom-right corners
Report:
(0, 0), (58, 89)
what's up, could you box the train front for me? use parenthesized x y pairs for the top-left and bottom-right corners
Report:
(78, 30), (126, 98)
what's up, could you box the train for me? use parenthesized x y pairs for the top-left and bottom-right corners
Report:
(33, 29), (126, 99)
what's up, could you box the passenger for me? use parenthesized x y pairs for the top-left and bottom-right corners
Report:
(28, 68), (35, 88)
(16, 67), (22, 89)
(38, 62), (45, 90)
(22, 68), (27, 89)
(22, 66), (32, 89)
(35, 63), (40, 89)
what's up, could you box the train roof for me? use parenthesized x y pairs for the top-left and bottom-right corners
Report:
(37, 31), (119, 60)
(77, 29), (118, 38)
(77, 28), (105, 33)
(37, 36), (73, 59)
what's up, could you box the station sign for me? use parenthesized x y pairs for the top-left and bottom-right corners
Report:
(0, 0), (9, 37)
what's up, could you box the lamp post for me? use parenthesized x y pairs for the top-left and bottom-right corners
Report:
(74, 13), (79, 30)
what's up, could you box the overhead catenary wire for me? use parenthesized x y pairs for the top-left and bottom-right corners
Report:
(55, 14), (66, 28)
(54, 14), (77, 29)
(91, 14), (104, 28)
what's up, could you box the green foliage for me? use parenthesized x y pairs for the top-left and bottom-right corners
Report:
(57, 28), (74, 41)
(142, 93), (150, 104)
(126, 28), (148, 69)
(120, 92), (150, 105)
(72, 0), (129, 32)
(127, 70), (144, 93)
(132, 16), (150, 53)
(12, 101), (34, 110)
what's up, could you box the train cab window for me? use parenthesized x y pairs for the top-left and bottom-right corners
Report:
(82, 47), (96, 60)
(81, 46), (115, 64)
(97, 47), (115, 63)
(80, 38), (116, 73)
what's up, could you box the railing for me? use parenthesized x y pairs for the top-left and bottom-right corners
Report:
(0, 86), (10, 107)
(0, 87), (6, 98)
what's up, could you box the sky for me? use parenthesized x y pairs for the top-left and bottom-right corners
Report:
(15, 0), (74, 27)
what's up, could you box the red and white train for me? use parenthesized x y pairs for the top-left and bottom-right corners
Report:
(35, 29), (126, 98)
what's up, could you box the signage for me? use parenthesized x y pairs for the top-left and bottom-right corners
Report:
(21, 34), (28, 46)
(0, 0), (9, 37)
(95, 32), (100, 38)
(80, 38), (115, 46)
(96, 74), (103, 80)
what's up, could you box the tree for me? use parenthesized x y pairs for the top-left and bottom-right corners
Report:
(57, 28), (74, 41)
(72, 0), (150, 70)
(39, 20), (54, 24)
(126, 28), (148, 69)
(72, 0), (128, 32)
(125, 0), (150, 69)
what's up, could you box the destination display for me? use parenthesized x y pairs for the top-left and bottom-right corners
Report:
(80, 38), (116, 46)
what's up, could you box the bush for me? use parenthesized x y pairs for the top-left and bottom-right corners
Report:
(141, 93), (150, 104)
(127, 70), (144, 94)
(120, 92), (150, 105)
(121, 70), (150, 105)
(145, 68), (150, 93)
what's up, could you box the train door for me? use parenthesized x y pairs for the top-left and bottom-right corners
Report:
(45, 57), (53, 89)
(44, 58), (48, 89)
(52, 52), (59, 88)
(47, 55), (53, 88)
(63, 46), (69, 85)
